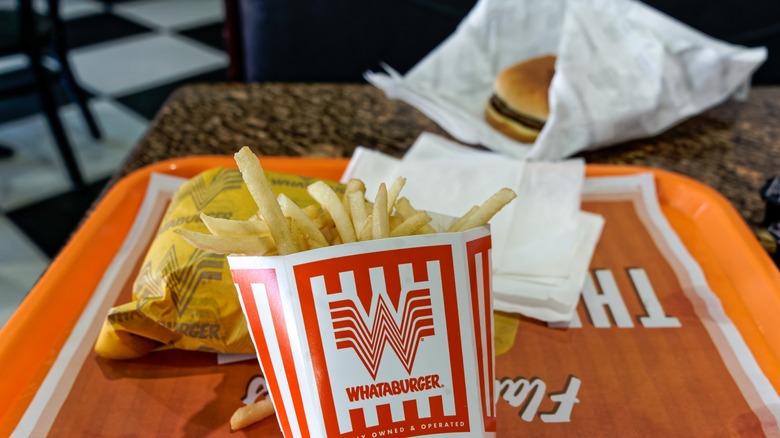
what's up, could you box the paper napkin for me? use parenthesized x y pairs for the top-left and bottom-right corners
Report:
(343, 133), (604, 322)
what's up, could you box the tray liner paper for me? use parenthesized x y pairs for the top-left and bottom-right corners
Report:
(17, 170), (780, 437)
(493, 175), (780, 436)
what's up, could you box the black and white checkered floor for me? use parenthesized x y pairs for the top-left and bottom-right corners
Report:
(0, 0), (228, 327)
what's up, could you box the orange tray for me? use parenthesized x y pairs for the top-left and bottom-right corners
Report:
(1, 156), (779, 434)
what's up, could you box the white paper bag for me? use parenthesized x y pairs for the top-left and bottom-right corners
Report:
(365, 0), (767, 160)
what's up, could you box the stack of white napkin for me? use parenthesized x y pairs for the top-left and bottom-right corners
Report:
(342, 133), (604, 322)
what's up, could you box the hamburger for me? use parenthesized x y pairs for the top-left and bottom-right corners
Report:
(485, 54), (556, 143)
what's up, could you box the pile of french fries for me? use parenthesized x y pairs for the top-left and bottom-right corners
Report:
(174, 146), (517, 431)
(176, 146), (517, 258)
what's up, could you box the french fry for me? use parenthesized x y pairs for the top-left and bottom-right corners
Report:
(290, 219), (309, 251)
(230, 398), (276, 431)
(358, 215), (373, 241)
(307, 180), (357, 244)
(200, 212), (270, 237)
(174, 228), (275, 256)
(278, 194), (329, 248)
(364, 200), (375, 225)
(320, 226), (336, 244)
(304, 204), (331, 230)
(344, 178), (366, 194)
(395, 198), (436, 234)
(307, 236), (327, 250)
(235, 146), (299, 255)
(390, 211), (433, 237)
(386, 177), (406, 214)
(448, 205), (479, 232)
(389, 214), (405, 230)
(456, 188), (517, 231)
(342, 178), (366, 218)
(317, 212), (335, 230)
(347, 191), (368, 236)
(302, 204), (321, 219)
(372, 184), (390, 239)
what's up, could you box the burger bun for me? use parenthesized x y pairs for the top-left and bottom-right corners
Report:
(485, 54), (556, 143)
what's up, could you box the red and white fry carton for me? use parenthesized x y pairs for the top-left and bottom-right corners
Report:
(229, 226), (497, 437)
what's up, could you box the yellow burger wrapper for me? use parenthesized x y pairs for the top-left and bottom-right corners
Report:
(94, 167), (343, 359)
(493, 312), (521, 356)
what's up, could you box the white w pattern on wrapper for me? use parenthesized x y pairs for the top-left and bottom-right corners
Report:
(327, 266), (436, 380)
(312, 261), (454, 433)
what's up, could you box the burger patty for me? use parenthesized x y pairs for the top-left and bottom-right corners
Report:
(489, 95), (545, 131)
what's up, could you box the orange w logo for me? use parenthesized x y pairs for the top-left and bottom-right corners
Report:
(329, 288), (435, 380)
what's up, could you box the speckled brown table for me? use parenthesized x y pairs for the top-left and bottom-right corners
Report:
(119, 83), (780, 252)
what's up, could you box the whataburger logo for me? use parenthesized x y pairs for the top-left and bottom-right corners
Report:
(329, 283), (435, 380)
(292, 245), (472, 437)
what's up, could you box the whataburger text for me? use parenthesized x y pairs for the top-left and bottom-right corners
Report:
(177, 146), (517, 432)
(345, 374), (444, 402)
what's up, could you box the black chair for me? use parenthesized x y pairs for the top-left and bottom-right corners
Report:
(0, 0), (101, 187)
(225, 0), (779, 84)
(225, 0), (479, 82)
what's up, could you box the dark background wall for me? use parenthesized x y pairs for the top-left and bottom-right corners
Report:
(235, 0), (780, 84)
(236, 0), (477, 82)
